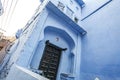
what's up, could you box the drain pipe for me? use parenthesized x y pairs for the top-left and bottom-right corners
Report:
(81, 0), (112, 21)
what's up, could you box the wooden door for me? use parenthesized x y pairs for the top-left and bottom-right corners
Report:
(39, 41), (62, 80)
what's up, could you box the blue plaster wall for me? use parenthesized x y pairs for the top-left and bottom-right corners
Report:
(81, 0), (110, 19)
(81, 0), (120, 80)
(49, 0), (82, 25)
(30, 8), (82, 80)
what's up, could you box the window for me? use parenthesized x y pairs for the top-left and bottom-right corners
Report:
(57, 2), (65, 11)
(66, 7), (74, 18)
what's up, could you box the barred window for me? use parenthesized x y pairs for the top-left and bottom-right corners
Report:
(57, 2), (65, 11)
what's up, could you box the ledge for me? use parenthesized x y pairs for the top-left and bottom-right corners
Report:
(60, 73), (75, 79)
(46, 1), (87, 36)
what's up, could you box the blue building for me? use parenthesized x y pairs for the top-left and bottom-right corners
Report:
(0, 0), (120, 80)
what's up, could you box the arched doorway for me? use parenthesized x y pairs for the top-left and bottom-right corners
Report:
(31, 26), (76, 80)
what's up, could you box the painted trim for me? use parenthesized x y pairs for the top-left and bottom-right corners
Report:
(81, 0), (112, 21)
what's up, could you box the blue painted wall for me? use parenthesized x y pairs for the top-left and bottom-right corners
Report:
(28, 8), (81, 80)
(81, 0), (120, 80)
(5, 0), (120, 80)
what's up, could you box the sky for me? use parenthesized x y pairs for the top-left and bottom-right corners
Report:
(0, 0), (40, 36)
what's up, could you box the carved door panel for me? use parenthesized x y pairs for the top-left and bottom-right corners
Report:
(39, 41), (62, 80)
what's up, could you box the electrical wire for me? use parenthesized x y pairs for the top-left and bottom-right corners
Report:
(5, 0), (19, 30)
(0, 0), (10, 29)
(3, 0), (14, 29)
(2, 0), (6, 7)
(0, 0), (6, 28)
(1, 0), (19, 32)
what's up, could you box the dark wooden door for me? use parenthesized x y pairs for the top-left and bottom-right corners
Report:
(39, 41), (62, 80)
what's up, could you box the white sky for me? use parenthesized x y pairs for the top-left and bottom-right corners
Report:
(0, 0), (40, 36)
